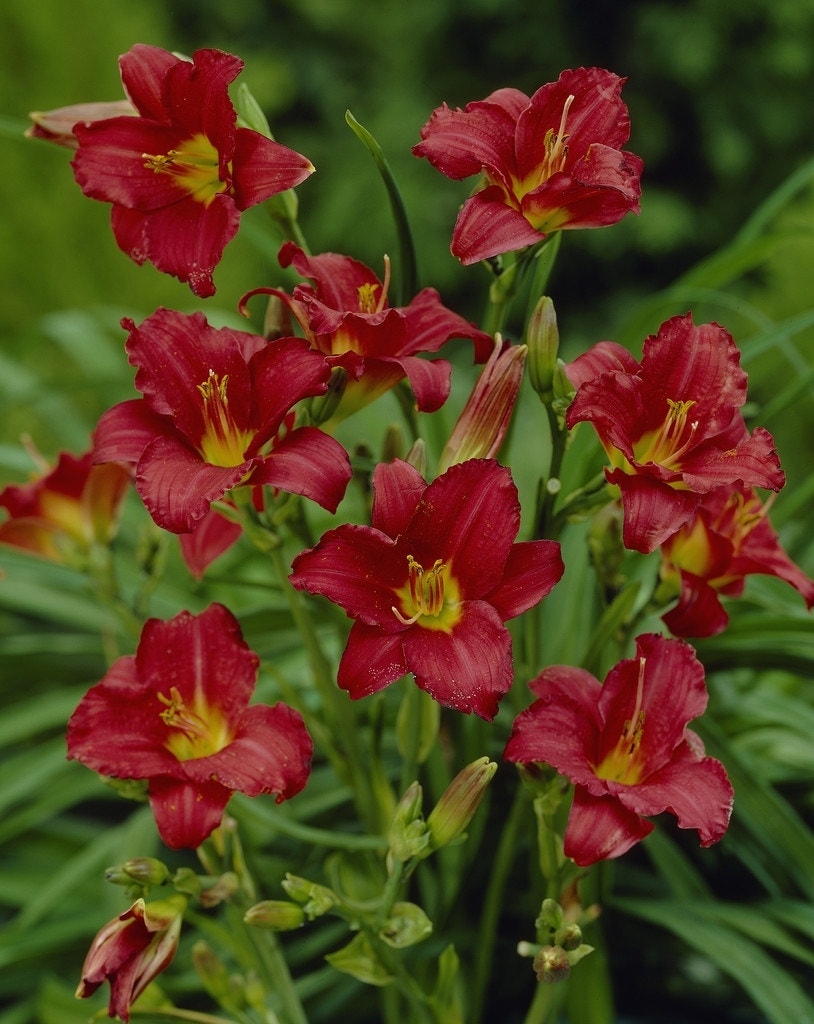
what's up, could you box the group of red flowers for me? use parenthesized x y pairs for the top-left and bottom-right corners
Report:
(8, 42), (814, 1019)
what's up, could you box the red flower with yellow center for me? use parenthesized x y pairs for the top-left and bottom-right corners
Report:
(67, 604), (313, 849)
(413, 67), (642, 264)
(0, 449), (129, 565)
(70, 45), (314, 296)
(92, 308), (352, 534)
(289, 458), (564, 719)
(504, 633), (734, 866)
(243, 242), (493, 422)
(659, 485), (814, 637)
(565, 313), (785, 553)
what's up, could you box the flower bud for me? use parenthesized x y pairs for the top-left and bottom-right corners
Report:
(535, 898), (564, 934)
(438, 337), (526, 474)
(244, 900), (306, 931)
(104, 857), (170, 888)
(387, 781), (430, 862)
(325, 932), (394, 986)
(424, 757), (497, 853)
(555, 921), (583, 951)
(281, 873), (339, 919)
(526, 296), (559, 399)
(26, 100), (136, 148)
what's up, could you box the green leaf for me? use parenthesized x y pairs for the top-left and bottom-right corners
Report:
(345, 110), (417, 305)
(616, 898), (814, 1024)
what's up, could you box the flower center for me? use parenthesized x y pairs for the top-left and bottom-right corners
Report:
(356, 255), (391, 314)
(142, 132), (228, 205)
(539, 93), (574, 181)
(634, 399), (698, 470)
(595, 657), (647, 784)
(392, 555), (462, 631)
(158, 686), (231, 761)
(197, 370), (253, 467)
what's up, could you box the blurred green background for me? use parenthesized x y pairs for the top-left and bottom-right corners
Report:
(1, 2), (813, 1022)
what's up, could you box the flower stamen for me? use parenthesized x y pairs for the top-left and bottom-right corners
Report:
(393, 555), (447, 625)
(635, 398), (698, 470)
(196, 370), (252, 467)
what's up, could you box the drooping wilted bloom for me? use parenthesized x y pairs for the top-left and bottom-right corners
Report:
(565, 313), (785, 553)
(76, 895), (185, 1022)
(290, 458), (564, 719)
(0, 449), (129, 565)
(504, 633), (734, 866)
(243, 242), (493, 422)
(92, 308), (352, 534)
(413, 67), (642, 264)
(67, 603), (313, 849)
(659, 485), (814, 637)
(70, 45), (314, 296)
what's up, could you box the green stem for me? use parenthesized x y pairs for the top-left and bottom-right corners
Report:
(268, 547), (385, 834)
(522, 978), (568, 1024)
(470, 786), (530, 1024)
(535, 403), (568, 540)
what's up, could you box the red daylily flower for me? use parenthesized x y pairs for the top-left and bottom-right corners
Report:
(70, 45), (314, 296)
(92, 308), (352, 534)
(289, 458), (564, 720)
(243, 242), (493, 422)
(67, 603), (312, 849)
(76, 895), (185, 1022)
(0, 449), (129, 565)
(178, 503), (244, 580)
(659, 485), (814, 637)
(565, 313), (785, 553)
(413, 67), (642, 265)
(504, 633), (733, 866)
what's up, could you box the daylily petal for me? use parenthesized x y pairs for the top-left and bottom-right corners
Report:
(66, 657), (180, 778)
(185, 703), (312, 799)
(290, 524), (405, 627)
(394, 355), (452, 412)
(124, 309), (263, 429)
(404, 459), (520, 595)
(616, 738), (733, 846)
(662, 573), (732, 638)
(179, 506), (244, 580)
(484, 540), (565, 619)
(639, 315), (747, 430)
(161, 48), (242, 146)
(564, 340), (639, 391)
(148, 775), (232, 850)
(248, 337), (332, 444)
(681, 426), (784, 493)
(504, 666), (602, 788)
(115, 193), (240, 298)
(136, 605), (259, 720)
(370, 459), (428, 538)
(136, 434), (250, 533)
(451, 188), (548, 265)
(231, 129), (314, 209)
(119, 43), (186, 121)
(251, 426), (351, 513)
(564, 787), (653, 866)
(597, 634), (708, 778)
(337, 621), (409, 698)
(412, 88), (530, 180)
(607, 470), (700, 554)
(400, 288), (493, 361)
(402, 601), (513, 720)
(278, 242), (379, 310)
